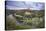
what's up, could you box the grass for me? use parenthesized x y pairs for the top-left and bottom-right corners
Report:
(16, 25), (31, 30)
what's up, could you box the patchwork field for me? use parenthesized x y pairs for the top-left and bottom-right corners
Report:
(6, 9), (45, 30)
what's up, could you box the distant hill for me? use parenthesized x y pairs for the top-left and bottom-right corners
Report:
(6, 9), (44, 16)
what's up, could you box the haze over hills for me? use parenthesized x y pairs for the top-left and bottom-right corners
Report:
(6, 8), (44, 10)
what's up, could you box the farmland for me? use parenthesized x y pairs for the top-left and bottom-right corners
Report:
(5, 9), (45, 30)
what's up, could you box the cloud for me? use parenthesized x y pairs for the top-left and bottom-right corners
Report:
(6, 1), (45, 10)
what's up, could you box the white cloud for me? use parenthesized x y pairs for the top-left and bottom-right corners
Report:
(6, 1), (44, 10)
(6, 5), (42, 10)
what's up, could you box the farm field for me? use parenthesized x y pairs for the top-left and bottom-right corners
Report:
(6, 9), (45, 30)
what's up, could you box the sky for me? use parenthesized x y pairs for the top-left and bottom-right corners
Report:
(6, 1), (45, 10)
